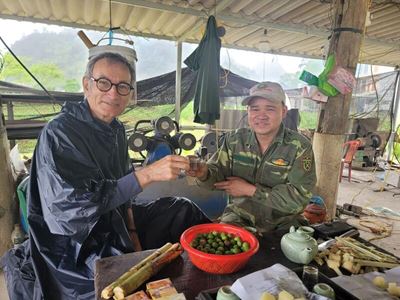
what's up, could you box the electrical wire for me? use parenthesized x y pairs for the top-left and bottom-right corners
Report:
(350, 74), (394, 119)
(0, 36), (59, 106)
(0, 50), (4, 74)
(219, 48), (230, 89)
(350, 88), (390, 119)
(370, 65), (380, 117)
(109, 0), (112, 29)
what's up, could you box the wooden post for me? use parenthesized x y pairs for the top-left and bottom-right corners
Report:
(313, 0), (369, 219)
(0, 98), (16, 255)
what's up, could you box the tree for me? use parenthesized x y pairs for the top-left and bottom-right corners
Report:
(0, 52), (66, 91)
(64, 79), (81, 92)
(11, 31), (88, 80)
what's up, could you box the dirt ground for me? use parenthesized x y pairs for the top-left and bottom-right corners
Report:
(336, 168), (400, 257)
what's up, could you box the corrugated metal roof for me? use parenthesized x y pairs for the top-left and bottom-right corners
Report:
(0, 0), (399, 66)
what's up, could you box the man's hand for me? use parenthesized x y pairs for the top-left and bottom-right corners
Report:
(135, 155), (190, 188)
(214, 177), (256, 197)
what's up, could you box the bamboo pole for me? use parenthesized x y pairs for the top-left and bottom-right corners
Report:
(313, 0), (369, 219)
(0, 98), (16, 255)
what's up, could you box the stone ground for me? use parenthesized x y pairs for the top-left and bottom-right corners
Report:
(1, 167), (400, 299)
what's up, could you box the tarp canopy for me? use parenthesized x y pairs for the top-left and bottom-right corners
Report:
(1, 67), (257, 108)
(137, 66), (257, 110)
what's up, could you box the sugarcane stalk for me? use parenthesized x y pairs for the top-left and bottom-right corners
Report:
(336, 237), (383, 261)
(113, 264), (153, 300)
(101, 242), (173, 299)
(353, 259), (400, 269)
(112, 243), (182, 299)
(337, 237), (399, 263)
(151, 243), (183, 273)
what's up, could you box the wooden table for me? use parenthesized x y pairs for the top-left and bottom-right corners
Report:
(95, 230), (313, 300)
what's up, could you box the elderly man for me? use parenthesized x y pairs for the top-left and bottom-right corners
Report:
(2, 52), (209, 300)
(189, 81), (316, 233)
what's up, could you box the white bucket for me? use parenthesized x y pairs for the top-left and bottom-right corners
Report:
(88, 45), (138, 105)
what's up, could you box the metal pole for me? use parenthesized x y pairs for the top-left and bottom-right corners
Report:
(386, 70), (400, 160)
(175, 41), (182, 123)
(7, 101), (16, 149)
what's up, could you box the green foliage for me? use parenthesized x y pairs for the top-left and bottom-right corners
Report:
(0, 52), (67, 90)
(11, 31), (88, 79)
(118, 104), (174, 128)
(18, 140), (37, 156)
(64, 79), (81, 92)
(3, 102), (61, 120)
(299, 111), (318, 129)
(30, 63), (65, 90)
(279, 59), (324, 89)
(0, 53), (33, 83)
(0, 52), (84, 92)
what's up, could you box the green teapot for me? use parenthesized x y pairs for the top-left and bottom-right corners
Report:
(280, 226), (318, 264)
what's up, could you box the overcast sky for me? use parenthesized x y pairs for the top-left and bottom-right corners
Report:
(0, 19), (304, 76)
(0, 18), (393, 83)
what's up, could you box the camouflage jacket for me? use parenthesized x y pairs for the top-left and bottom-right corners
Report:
(198, 124), (316, 233)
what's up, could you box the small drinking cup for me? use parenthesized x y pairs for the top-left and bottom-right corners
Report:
(188, 155), (202, 172)
(302, 265), (318, 291)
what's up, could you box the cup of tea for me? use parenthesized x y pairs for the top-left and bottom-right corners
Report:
(313, 283), (335, 299)
(302, 265), (318, 291)
(187, 155), (202, 171)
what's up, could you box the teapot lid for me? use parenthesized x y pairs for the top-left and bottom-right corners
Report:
(288, 226), (313, 241)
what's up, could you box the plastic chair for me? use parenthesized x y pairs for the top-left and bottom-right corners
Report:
(339, 140), (361, 182)
(16, 176), (30, 233)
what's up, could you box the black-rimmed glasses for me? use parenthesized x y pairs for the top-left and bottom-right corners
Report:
(90, 77), (133, 96)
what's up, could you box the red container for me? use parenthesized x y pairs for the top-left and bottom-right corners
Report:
(303, 203), (327, 224)
(180, 223), (259, 274)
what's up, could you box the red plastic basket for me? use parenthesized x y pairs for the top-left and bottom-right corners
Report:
(180, 223), (259, 274)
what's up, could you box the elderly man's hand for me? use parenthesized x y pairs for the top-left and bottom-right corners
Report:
(135, 155), (190, 188)
(214, 177), (256, 197)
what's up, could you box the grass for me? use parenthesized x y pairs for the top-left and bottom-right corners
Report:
(299, 111), (318, 129)
(5, 102), (318, 157)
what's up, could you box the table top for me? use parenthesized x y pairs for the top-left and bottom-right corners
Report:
(94, 230), (325, 300)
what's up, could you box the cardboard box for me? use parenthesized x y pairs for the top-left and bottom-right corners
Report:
(302, 86), (328, 103)
(146, 278), (173, 290)
(327, 66), (356, 94)
(156, 293), (186, 300)
(147, 286), (177, 299)
(124, 290), (151, 300)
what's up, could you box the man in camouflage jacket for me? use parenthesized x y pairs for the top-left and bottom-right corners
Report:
(189, 81), (316, 233)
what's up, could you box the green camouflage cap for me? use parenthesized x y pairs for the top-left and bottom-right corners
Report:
(242, 81), (286, 106)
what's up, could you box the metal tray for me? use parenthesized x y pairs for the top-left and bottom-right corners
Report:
(195, 267), (359, 300)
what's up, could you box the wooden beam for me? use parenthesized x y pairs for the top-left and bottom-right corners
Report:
(313, 0), (369, 219)
(0, 98), (16, 255)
